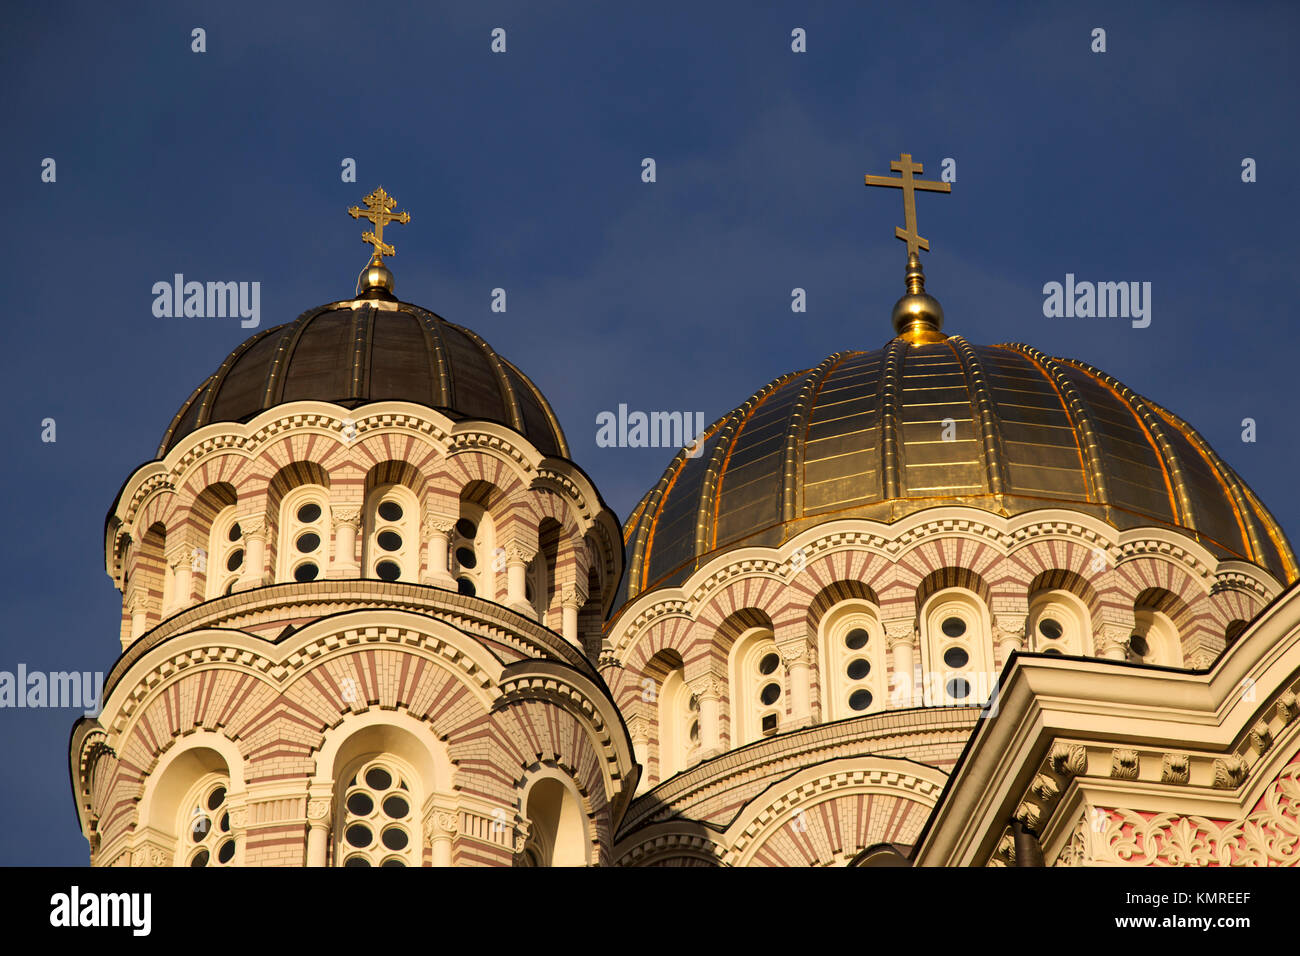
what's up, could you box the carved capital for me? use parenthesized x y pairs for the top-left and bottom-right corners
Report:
(422, 514), (457, 538)
(423, 810), (458, 839)
(505, 544), (536, 567)
(307, 798), (332, 823)
(777, 642), (812, 668)
(883, 620), (915, 650)
(625, 715), (651, 743)
(331, 507), (361, 530)
(687, 674), (724, 702)
(131, 841), (171, 868)
(513, 819), (531, 853)
(238, 515), (266, 538)
(559, 582), (586, 609)
(992, 616), (1026, 648)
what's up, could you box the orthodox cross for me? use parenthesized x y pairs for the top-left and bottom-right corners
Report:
(864, 153), (951, 256)
(348, 187), (411, 259)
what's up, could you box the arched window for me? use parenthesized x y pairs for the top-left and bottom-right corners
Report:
(449, 504), (496, 600)
(1128, 609), (1182, 666)
(819, 601), (886, 720)
(657, 668), (698, 779)
(179, 774), (238, 867)
(920, 588), (993, 706)
(335, 756), (419, 867)
(1027, 589), (1091, 657)
(363, 484), (419, 583)
(205, 506), (245, 599)
(729, 629), (784, 745)
(519, 775), (588, 867)
(278, 486), (329, 583)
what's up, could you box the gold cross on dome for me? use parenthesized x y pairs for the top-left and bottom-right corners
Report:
(348, 186), (411, 260)
(864, 153), (951, 256)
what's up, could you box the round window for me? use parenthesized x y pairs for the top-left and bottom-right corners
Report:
(1038, 618), (1063, 640)
(381, 827), (409, 851)
(377, 531), (403, 552)
(846, 658), (871, 680)
(378, 501), (403, 522)
(943, 646), (969, 669)
(1043, 647), (1063, 656)
(845, 628), (870, 650)
(217, 840), (235, 864)
(207, 787), (226, 811)
(294, 562), (319, 583)
(296, 532), (320, 553)
(758, 652), (780, 675)
(457, 577), (476, 597)
(344, 856), (370, 867)
(455, 518), (477, 539)
(297, 503), (322, 524)
(947, 677), (971, 699)
(226, 549), (244, 572)
(455, 547), (477, 569)
(849, 689), (873, 711)
(1129, 634), (1150, 658)
(759, 682), (781, 706)
(346, 824), (372, 848)
(228, 523), (242, 542)
(376, 560), (401, 582)
(190, 850), (209, 868)
(365, 767), (392, 790)
(347, 792), (373, 816)
(383, 795), (409, 819)
(941, 617), (966, 638)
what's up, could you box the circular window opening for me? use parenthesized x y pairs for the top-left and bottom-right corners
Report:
(207, 787), (226, 811)
(346, 792), (374, 816)
(381, 827), (409, 851)
(845, 628), (870, 650)
(378, 501), (403, 522)
(344, 856), (370, 867)
(1038, 618), (1063, 640)
(382, 795), (409, 819)
(345, 823), (373, 849)
(759, 682), (781, 706)
(380, 858), (406, 867)
(220, 812), (230, 833)
(849, 689), (873, 711)
(941, 617), (966, 638)
(455, 518), (477, 539)
(457, 577), (476, 597)
(296, 532), (320, 554)
(217, 839), (235, 864)
(375, 560), (401, 582)
(455, 547), (477, 569)
(228, 523), (242, 542)
(1043, 647), (1064, 656)
(297, 503), (322, 524)
(377, 531), (402, 552)
(294, 562), (319, 583)
(226, 549), (244, 572)
(846, 658), (871, 680)
(190, 815), (211, 841)
(758, 652), (780, 675)
(365, 767), (392, 790)
(190, 850), (210, 868)
(947, 677), (971, 699)
(943, 646), (969, 669)
(1129, 634), (1150, 658)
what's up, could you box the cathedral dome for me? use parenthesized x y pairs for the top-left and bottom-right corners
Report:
(157, 300), (567, 458)
(622, 335), (1296, 600)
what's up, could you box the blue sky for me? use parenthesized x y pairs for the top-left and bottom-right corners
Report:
(1, 0), (1297, 864)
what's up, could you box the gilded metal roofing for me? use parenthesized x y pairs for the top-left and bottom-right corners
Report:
(158, 300), (567, 458)
(621, 336), (1296, 600)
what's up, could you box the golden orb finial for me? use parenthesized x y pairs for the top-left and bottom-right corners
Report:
(348, 186), (410, 298)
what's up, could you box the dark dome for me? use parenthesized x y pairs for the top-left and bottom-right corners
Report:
(158, 300), (567, 458)
(622, 336), (1295, 600)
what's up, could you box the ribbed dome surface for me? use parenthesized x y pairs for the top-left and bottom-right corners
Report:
(622, 336), (1295, 600)
(159, 300), (567, 458)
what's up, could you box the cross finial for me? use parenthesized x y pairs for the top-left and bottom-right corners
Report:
(348, 186), (410, 261)
(864, 153), (951, 257)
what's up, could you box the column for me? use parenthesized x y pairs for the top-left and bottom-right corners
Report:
(559, 583), (586, 645)
(127, 589), (150, 644)
(778, 642), (813, 726)
(688, 675), (724, 756)
(236, 516), (268, 591)
(503, 544), (536, 616)
(164, 547), (193, 616)
(627, 715), (651, 792)
(425, 810), (458, 867)
(885, 622), (915, 708)
(329, 507), (361, 578)
(994, 616), (1026, 668)
(305, 798), (332, 867)
(421, 515), (457, 588)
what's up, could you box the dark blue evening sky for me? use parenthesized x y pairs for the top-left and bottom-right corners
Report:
(1, 0), (1296, 864)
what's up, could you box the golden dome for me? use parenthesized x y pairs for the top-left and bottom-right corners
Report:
(622, 336), (1296, 600)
